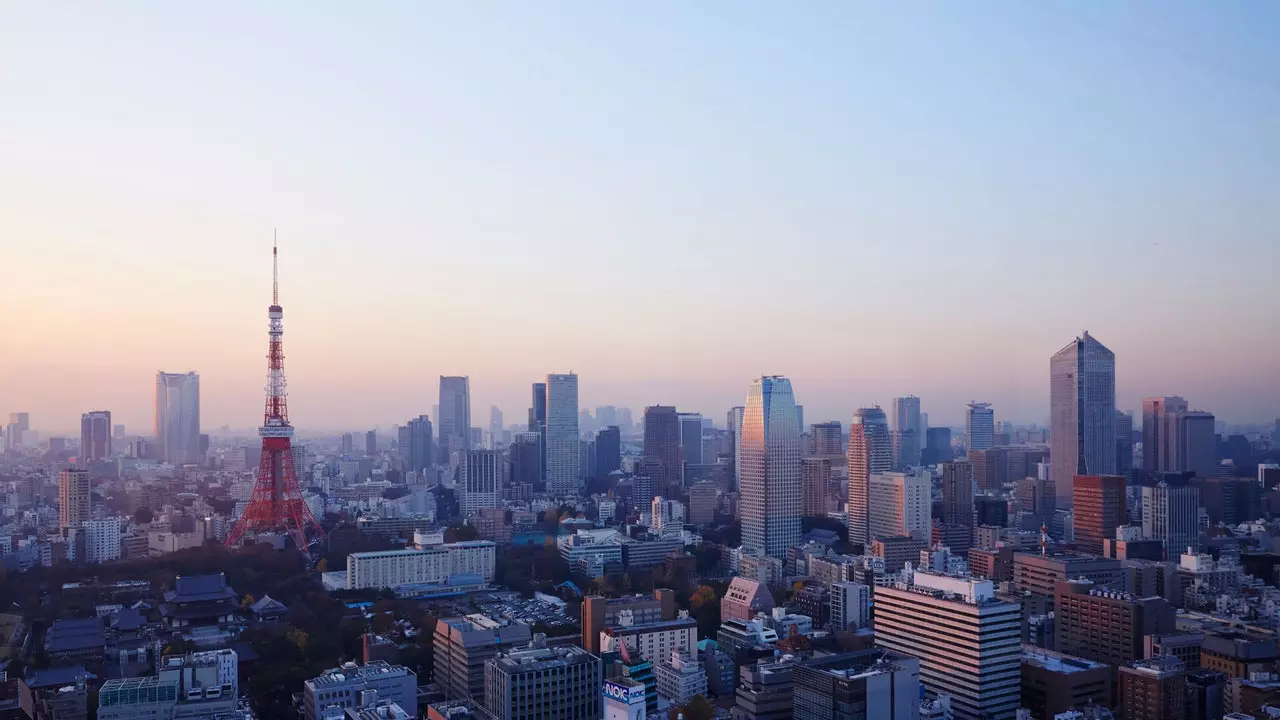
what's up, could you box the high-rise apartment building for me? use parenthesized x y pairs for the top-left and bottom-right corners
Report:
(84, 517), (122, 564)
(688, 481), (718, 526)
(868, 472), (931, 542)
(545, 373), (580, 495)
(484, 641), (601, 720)
(678, 413), (703, 468)
(438, 376), (471, 460)
(874, 571), (1022, 720)
(156, 371), (200, 465)
(802, 457), (830, 517)
(941, 461), (974, 528)
(80, 410), (112, 462)
(461, 449), (502, 516)
(739, 376), (802, 560)
(1142, 481), (1201, 558)
(966, 403), (995, 452)
(847, 407), (891, 546)
(1072, 474), (1126, 556)
(810, 421), (842, 457)
(643, 406), (681, 497)
(59, 468), (90, 528)
(829, 581), (871, 632)
(1050, 332), (1116, 508)
(1142, 396), (1188, 472)
(890, 395), (923, 469)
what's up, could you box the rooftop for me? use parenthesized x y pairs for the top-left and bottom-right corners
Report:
(307, 661), (414, 689)
(46, 618), (105, 653)
(1022, 646), (1108, 674)
(491, 644), (597, 673)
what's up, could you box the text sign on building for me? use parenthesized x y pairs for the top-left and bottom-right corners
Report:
(603, 681), (645, 704)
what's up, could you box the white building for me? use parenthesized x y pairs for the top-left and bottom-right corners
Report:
(651, 497), (685, 538)
(830, 581), (870, 631)
(346, 541), (496, 590)
(868, 472), (931, 542)
(546, 373), (580, 495)
(654, 650), (707, 707)
(598, 499), (617, 526)
(600, 616), (698, 665)
(559, 530), (624, 579)
(83, 517), (122, 564)
(461, 449), (502, 516)
(738, 376), (802, 560)
(874, 569), (1021, 720)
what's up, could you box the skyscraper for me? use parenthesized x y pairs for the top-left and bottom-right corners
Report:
(1050, 332), (1116, 509)
(594, 425), (621, 479)
(1142, 396), (1187, 472)
(80, 410), (112, 462)
(366, 430), (377, 456)
(1115, 410), (1134, 475)
(461, 449), (502, 516)
(529, 382), (548, 484)
(510, 431), (542, 489)
(965, 402), (995, 452)
(923, 427), (953, 465)
(678, 413), (704, 468)
(868, 471), (931, 542)
(847, 407), (891, 545)
(545, 373), (580, 495)
(727, 406), (745, 489)
(403, 415), (433, 473)
(1072, 474), (1126, 555)
(643, 406), (681, 495)
(941, 461), (975, 528)
(1168, 410), (1217, 478)
(155, 371), (200, 465)
(739, 376), (802, 560)
(596, 405), (618, 429)
(438, 376), (471, 460)
(488, 406), (503, 441)
(59, 468), (90, 528)
(810, 421), (842, 456)
(802, 457), (830, 517)
(890, 395), (923, 469)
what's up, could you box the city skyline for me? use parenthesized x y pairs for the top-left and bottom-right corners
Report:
(3, 4), (1278, 432)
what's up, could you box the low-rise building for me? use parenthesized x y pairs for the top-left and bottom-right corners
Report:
(484, 640), (601, 720)
(301, 661), (418, 720)
(1020, 645), (1113, 720)
(654, 650), (707, 706)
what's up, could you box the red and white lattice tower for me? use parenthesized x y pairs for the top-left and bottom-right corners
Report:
(226, 241), (324, 550)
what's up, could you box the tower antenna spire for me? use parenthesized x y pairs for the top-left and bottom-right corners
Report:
(273, 229), (279, 306)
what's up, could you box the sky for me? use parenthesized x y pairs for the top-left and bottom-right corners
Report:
(2, 2), (1278, 435)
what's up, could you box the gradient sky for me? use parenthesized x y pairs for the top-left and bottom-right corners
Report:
(3, 2), (1278, 435)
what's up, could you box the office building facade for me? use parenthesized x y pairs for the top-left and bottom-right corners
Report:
(438, 376), (471, 460)
(461, 450), (502, 516)
(1049, 332), (1116, 508)
(792, 649), (921, 720)
(1142, 481), (1201, 558)
(81, 410), (112, 462)
(59, 468), (90, 528)
(156, 371), (200, 465)
(890, 395), (923, 469)
(484, 642), (601, 720)
(545, 373), (580, 495)
(643, 406), (681, 497)
(739, 376), (802, 560)
(1072, 474), (1126, 556)
(802, 457), (831, 517)
(941, 461), (974, 528)
(965, 403), (995, 452)
(868, 472), (930, 542)
(847, 407), (891, 546)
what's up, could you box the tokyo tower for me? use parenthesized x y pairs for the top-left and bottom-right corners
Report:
(226, 241), (324, 550)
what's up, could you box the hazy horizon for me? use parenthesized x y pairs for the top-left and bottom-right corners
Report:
(4, 3), (1278, 435)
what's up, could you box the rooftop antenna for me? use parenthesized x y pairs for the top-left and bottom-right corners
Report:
(273, 229), (279, 306)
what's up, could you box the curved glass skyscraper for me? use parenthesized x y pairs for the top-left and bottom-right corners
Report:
(847, 407), (892, 545)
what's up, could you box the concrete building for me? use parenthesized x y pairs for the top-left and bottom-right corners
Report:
(581, 590), (677, 654)
(600, 617), (699, 665)
(872, 536), (929, 573)
(654, 650), (707, 707)
(1143, 481), (1201, 558)
(1143, 396), (1188, 472)
(1020, 646), (1113, 720)
(678, 413), (704, 468)
(98, 649), (240, 720)
(484, 640), (601, 720)
(545, 373), (580, 495)
(873, 570), (1021, 720)
(58, 469), (90, 528)
(722, 577), (774, 624)
(437, 376), (471, 460)
(966, 402), (995, 452)
(346, 542), (496, 590)
(83, 518), (122, 564)
(1054, 579), (1175, 669)
(434, 616), (533, 702)
(687, 481), (718, 526)
(847, 407), (891, 546)
(601, 678), (647, 720)
(302, 660), (417, 720)
(1050, 332), (1116, 509)
(739, 376), (802, 560)
(461, 450), (502, 516)
(868, 472), (930, 542)
(1168, 410), (1217, 478)
(941, 461), (974, 528)
(155, 371), (200, 465)
(1119, 656), (1186, 720)
(1013, 553), (1124, 600)
(829, 581), (870, 632)
(792, 649), (921, 720)
(811, 421), (843, 457)
(733, 657), (795, 720)
(1072, 475), (1126, 556)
